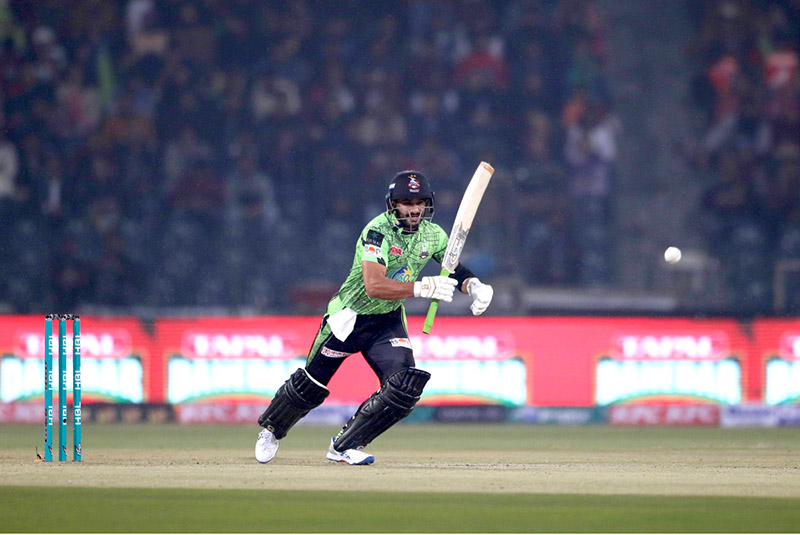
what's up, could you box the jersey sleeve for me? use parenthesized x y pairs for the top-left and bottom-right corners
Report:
(360, 227), (388, 266)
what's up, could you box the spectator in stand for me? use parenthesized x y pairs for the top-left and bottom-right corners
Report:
(0, 130), (20, 226)
(162, 124), (213, 197)
(50, 236), (94, 312)
(169, 159), (225, 228)
(455, 34), (509, 93)
(512, 109), (570, 284)
(564, 98), (619, 286)
(54, 65), (101, 139)
(227, 151), (280, 232)
(702, 149), (762, 262)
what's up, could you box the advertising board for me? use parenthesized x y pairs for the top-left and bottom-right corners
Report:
(1, 315), (798, 425)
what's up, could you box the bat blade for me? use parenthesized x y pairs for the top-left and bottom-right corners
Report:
(440, 161), (494, 273)
(423, 161), (494, 334)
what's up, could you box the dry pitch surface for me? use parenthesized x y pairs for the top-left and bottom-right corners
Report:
(2, 424), (799, 498)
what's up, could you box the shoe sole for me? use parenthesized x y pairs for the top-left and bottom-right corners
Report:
(326, 453), (375, 465)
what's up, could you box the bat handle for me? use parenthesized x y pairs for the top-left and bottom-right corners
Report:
(422, 300), (439, 334)
(422, 268), (450, 334)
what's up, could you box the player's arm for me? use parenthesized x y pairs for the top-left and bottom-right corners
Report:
(362, 261), (414, 300)
(450, 263), (493, 315)
(449, 263), (476, 294)
(362, 261), (456, 302)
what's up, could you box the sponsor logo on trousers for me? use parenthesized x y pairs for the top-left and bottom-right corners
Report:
(321, 346), (350, 358)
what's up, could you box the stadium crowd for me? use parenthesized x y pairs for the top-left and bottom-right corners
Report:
(686, 0), (800, 312)
(0, 0), (615, 313)
(0, 0), (797, 315)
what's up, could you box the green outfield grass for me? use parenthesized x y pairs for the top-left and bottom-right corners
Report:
(2, 423), (800, 533)
(3, 486), (800, 533)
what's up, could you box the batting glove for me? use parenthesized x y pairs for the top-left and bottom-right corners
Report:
(414, 276), (457, 302)
(467, 278), (493, 315)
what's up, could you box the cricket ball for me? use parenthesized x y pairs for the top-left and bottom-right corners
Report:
(664, 246), (682, 264)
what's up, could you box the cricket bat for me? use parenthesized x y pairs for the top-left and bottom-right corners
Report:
(422, 161), (495, 334)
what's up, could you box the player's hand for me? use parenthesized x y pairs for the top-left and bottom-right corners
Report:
(414, 276), (457, 302)
(467, 278), (493, 315)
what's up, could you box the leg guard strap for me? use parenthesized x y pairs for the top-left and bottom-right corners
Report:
(333, 367), (430, 451)
(258, 368), (329, 439)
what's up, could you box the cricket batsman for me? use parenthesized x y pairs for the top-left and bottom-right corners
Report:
(255, 170), (494, 464)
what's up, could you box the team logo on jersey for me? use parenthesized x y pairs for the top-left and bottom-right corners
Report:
(364, 243), (381, 258)
(419, 244), (429, 259)
(390, 266), (413, 282)
(408, 176), (421, 192)
(389, 337), (412, 349)
(390, 246), (403, 257)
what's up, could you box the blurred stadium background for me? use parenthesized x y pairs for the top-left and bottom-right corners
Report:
(1, 0), (800, 429)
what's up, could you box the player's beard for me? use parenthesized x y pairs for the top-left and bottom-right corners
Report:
(398, 211), (423, 232)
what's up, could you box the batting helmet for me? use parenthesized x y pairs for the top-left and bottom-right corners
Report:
(385, 170), (435, 230)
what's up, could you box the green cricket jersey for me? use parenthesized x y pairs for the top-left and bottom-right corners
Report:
(326, 212), (449, 315)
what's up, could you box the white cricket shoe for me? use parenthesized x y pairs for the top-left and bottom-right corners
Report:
(255, 428), (279, 463)
(326, 438), (374, 465)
